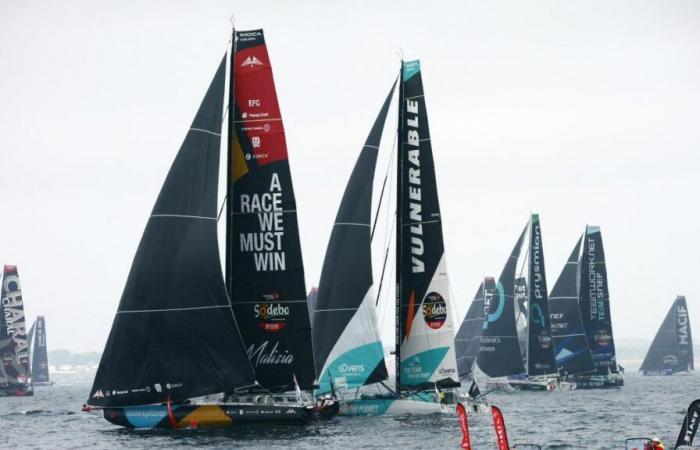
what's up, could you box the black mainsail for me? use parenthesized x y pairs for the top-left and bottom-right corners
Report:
(640, 296), (694, 375)
(548, 236), (595, 376)
(311, 83), (395, 393)
(578, 226), (619, 375)
(396, 60), (459, 391)
(455, 279), (489, 381)
(227, 30), (315, 391)
(476, 226), (527, 378)
(30, 316), (50, 385)
(525, 214), (557, 376)
(88, 57), (256, 408)
(0, 265), (30, 390)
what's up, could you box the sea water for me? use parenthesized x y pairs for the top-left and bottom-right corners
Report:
(0, 371), (696, 449)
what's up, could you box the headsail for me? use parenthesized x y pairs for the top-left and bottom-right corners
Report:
(227, 29), (315, 391)
(548, 236), (595, 376)
(306, 288), (318, 324)
(476, 226), (527, 378)
(526, 214), (557, 376)
(396, 60), (459, 390)
(88, 57), (255, 407)
(455, 279), (488, 381)
(30, 316), (50, 384)
(578, 226), (618, 375)
(312, 82), (395, 394)
(0, 265), (30, 388)
(640, 296), (694, 375)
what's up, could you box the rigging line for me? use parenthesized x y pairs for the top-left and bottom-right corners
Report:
(375, 211), (396, 306)
(217, 194), (227, 222)
(370, 124), (398, 242)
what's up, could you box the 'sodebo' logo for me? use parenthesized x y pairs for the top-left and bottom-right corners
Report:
(254, 294), (290, 332)
(423, 292), (447, 329)
(594, 328), (612, 347)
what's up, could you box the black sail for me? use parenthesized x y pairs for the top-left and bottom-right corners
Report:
(548, 236), (595, 376)
(87, 57), (255, 407)
(312, 82), (395, 392)
(476, 226), (527, 378)
(227, 30), (315, 391)
(676, 399), (700, 449)
(396, 60), (459, 390)
(578, 226), (618, 375)
(640, 296), (694, 375)
(526, 214), (557, 376)
(30, 316), (50, 384)
(0, 265), (30, 388)
(455, 279), (488, 380)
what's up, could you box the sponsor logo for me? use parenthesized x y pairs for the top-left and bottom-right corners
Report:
(247, 341), (294, 366)
(663, 354), (679, 365)
(254, 298), (289, 332)
(678, 304), (690, 345)
(248, 99), (261, 107)
(286, 409), (296, 414)
(154, 383), (162, 393)
(594, 328), (611, 347)
(338, 363), (365, 374)
(404, 96), (426, 273)
(439, 367), (456, 375)
(92, 389), (104, 399)
(422, 292), (447, 329)
(251, 136), (261, 148)
(537, 331), (552, 349)
(241, 56), (263, 68)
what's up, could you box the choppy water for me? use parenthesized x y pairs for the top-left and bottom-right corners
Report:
(0, 372), (696, 449)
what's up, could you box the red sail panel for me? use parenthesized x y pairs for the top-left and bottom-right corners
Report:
(456, 403), (472, 450)
(491, 406), (510, 450)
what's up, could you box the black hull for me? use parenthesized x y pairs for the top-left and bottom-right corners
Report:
(570, 376), (623, 390)
(101, 403), (316, 429)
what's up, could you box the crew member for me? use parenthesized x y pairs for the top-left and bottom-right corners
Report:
(651, 437), (665, 450)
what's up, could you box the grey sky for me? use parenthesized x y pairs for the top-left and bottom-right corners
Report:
(1, 1), (698, 352)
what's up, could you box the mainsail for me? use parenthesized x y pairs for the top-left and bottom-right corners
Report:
(396, 60), (459, 390)
(88, 57), (255, 407)
(0, 265), (30, 388)
(640, 296), (694, 375)
(312, 83), (395, 394)
(227, 29), (315, 391)
(455, 279), (488, 381)
(548, 236), (595, 375)
(525, 214), (557, 376)
(476, 226), (527, 378)
(30, 316), (50, 384)
(578, 226), (618, 375)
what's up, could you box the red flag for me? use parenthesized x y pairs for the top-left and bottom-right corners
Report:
(456, 403), (472, 450)
(491, 405), (510, 450)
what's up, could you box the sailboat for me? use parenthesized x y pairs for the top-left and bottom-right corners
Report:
(569, 225), (623, 389)
(0, 265), (32, 397)
(455, 279), (490, 382)
(549, 235), (595, 383)
(472, 215), (559, 391)
(27, 316), (51, 386)
(311, 59), (460, 416)
(640, 296), (694, 376)
(84, 28), (335, 428)
(507, 214), (559, 391)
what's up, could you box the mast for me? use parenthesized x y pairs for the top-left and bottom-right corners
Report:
(225, 25), (236, 299)
(395, 61), (404, 396)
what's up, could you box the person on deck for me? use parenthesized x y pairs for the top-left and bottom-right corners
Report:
(651, 437), (664, 450)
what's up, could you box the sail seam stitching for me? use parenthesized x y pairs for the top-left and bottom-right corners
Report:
(233, 118), (282, 123)
(117, 305), (230, 314)
(334, 222), (370, 227)
(190, 127), (221, 136)
(150, 214), (217, 221)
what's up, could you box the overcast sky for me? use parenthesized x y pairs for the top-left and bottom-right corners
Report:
(1, 1), (699, 352)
